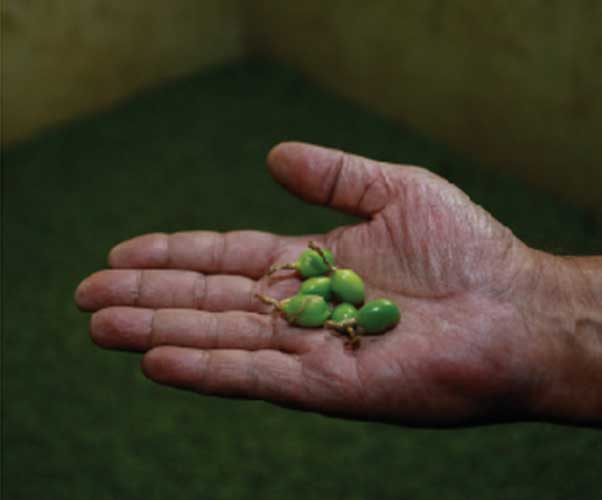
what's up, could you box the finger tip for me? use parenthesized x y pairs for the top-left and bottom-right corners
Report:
(90, 308), (131, 349)
(108, 233), (169, 268)
(90, 307), (152, 350)
(141, 346), (202, 386)
(267, 141), (336, 169)
(267, 141), (301, 164)
(74, 270), (116, 311)
(141, 348), (162, 380)
(74, 280), (89, 310)
(141, 346), (177, 379)
(267, 142), (342, 203)
(107, 239), (135, 268)
(89, 309), (113, 348)
(266, 142), (294, 179)
(107, 243), (125, 267)
(74, 275), (99, 311)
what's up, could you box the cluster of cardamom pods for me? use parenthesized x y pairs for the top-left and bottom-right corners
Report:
(256, 241), (400, 348)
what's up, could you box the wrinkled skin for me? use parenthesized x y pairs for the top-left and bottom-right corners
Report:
(75, 142), (566, 427)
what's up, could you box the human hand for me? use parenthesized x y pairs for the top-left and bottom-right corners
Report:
(75, 142), (602, 427)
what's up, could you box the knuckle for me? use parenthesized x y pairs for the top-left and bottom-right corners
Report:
(324, 151), (347, 206)
(193, 272), (208, 310)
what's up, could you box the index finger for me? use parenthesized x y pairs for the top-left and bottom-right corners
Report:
(109, 230), (288, 279)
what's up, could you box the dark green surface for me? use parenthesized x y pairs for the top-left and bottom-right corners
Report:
(4, 60), (601, 500)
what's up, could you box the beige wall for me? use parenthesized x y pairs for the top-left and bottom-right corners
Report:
(3, 1), (601, 211)
(247, 1), (602, 212)
(2, 0), (244, 144)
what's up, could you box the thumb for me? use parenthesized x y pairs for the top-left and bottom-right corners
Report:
(267, 142), (399, 218)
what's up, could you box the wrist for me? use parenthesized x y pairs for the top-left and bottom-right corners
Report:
(525, 251), (602, 425)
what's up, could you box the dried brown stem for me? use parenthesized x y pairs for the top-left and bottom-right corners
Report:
(266, 263), (297, 276)
(308, 241), (336, 272)
(255, 294), (281, 309)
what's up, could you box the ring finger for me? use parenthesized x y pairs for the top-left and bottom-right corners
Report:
(90, 306), (328, 354)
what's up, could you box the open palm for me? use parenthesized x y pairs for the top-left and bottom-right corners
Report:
(76, 142), (545, 426)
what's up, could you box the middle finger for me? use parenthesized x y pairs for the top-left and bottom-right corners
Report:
(75, 269), (299, 313)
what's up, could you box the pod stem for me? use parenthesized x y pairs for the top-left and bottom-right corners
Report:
(308, 241), (336, 272)
(325, 319), (360, 348)
(266, 262), (297, 276)
(255, 294), (281, 310)
(346, 327), (361, 349)
(325, 318), (357, 330)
